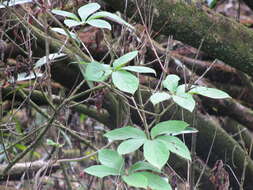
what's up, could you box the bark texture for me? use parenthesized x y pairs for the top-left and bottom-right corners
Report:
(102, 0), (253, 77)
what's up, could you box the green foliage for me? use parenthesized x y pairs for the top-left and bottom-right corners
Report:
(0, 0), (32, 9)
(140, 172), (172, 190)
(103, 120), (192, 163)
(104, 126), (147, 140)
(1, 1), (233, 189)
(86, 19), (112, 30)
(123, 172), (172, 190)
(150, 74), (231, 112)
(98, 149), (124, 170)
(112, 70), (139, 94)
(143, 139), (170, 169)
(162, 74), (180, 93)
(46, 139), (64, 148)
(84, 165), (121, 178)
(117, 138), (146, 155)
(172, 92), (196, 112)
(96, 120), (192, 188)
(88, 11), (134, 29)
(83, 51), (156, 94)
(84, 149), (124, 178)
(149, 92), (171, 105)
(15, 144), (41, 158)
(122, 66), (156, 74)
(122, 173), (148, 188)
(51, 10), (79, 20)
(51, 3), (232, 189)
(78, 3), (101, 21)
(85, 61), (112, 82)
(150, 120), (189, 138)
(52, 3), (134, 30)
(129, 161), (161, 174)
(207, 0), (217, 8)
(63, 19), (82, 28)
(8, 72), (43, 83)
(172, 127), (198, 135)
(157, 136), (191, 160)
(189, 86), (230, 99)
(34, 53), (66, 69)
(51, 2), (134, 43)
(113, 51), (138, 68)
(84, 148), (172, 189)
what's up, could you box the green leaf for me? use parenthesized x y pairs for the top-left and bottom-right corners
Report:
(143, 140), (170, 169)
(85, 61), (111, 82)
(0, 0), (33, 9)
(86, 19), (111, 30)
(101, 64), (113, 80)
(150, 92), (171, 105)
(15, 144), (41, 158)
(171, 127), (198, 136)
(189, 86), (231, 99)
(129, 161), (161, 174)
(123, 173), (148, 188)
(88, 11), (134, 29)
(140, 172), (172, 190)
(207, 0), (217, 8)
(15, 120), (22, 134)
(64, 19), (82, 28)
(151, 120), (189, 139)
(121, 66), (156, 75)
(172, 93), (195, 112)
(78, 3), (101, 21)
(162, 74), (180, 93)
(46, 139), (63, 148)
(98, 149), (124, 171)
(113, 51), (138, 68)
(34, 53), (66, 68)
(174, 84), (196, 112)
(14, 144), (26, 151)
(104, 126), (147, 140)
(112, 70), (139, 94)
(117, 138), (146, 155)
(51, 27), (78, 40)
(8, 72), (43, 83)
(84, 165), (120, 178)
(51, 9), (79, 20)
(176, 84), (189, 94)
(157, 136), (191, 160)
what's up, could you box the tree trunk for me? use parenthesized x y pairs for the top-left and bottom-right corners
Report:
(102, 0), (253, 78)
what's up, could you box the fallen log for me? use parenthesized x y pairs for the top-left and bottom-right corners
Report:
(102, 0), (253, 78)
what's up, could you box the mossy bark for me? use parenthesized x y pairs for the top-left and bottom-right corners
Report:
(2, 87), (112, 127)
(135, 89), (253, 189)
(102, 0), (253, 78)
(144, 36), (253, 131)
(162, 105), (253, 189)
(222, 118), (253, 159)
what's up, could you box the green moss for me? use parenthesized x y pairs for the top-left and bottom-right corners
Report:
(149, 0), (253, 76)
